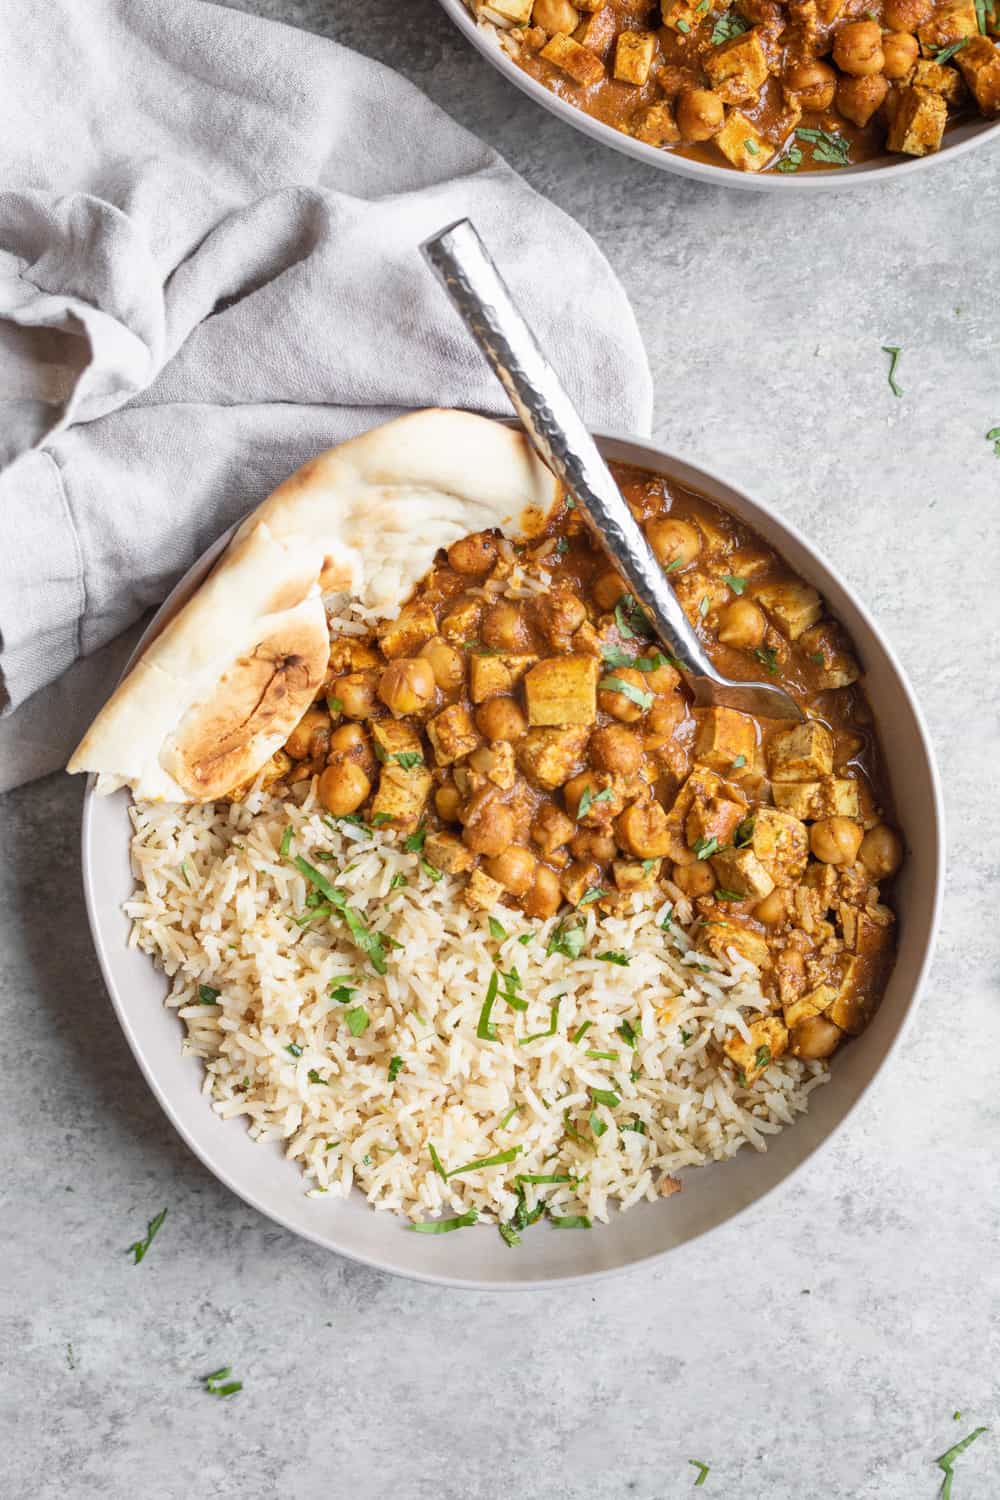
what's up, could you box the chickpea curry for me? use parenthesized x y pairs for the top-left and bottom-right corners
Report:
(467, 0), (1000, 173)
(252, 463), (903, 1081)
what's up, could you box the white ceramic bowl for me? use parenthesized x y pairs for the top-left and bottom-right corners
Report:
(80, 429), (943, 1288)
(437, 0), (1000, 191)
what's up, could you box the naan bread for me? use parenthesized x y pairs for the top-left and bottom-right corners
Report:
(68, 409), (560, 801)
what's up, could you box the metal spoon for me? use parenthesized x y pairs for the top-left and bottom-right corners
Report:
(420, 218), (803, 724)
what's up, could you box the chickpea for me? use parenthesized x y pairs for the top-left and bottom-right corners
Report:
(858, 823), (903, 880)
(882, 0), (932, 29)
(671, 859), (715, 897)
(563, 771), (603, 820)
(284, 705), (330, 761)
(782, 58), (837, 109)
(475, 696), (528, 743)
(754, 887), (787, 926)
(791, 1015), (843, 1060)
(532, 0), (580, 29)
(482, 601), (529, 651)
(435, 783), (462, 822)
(329, 670), (378, 720)
(328, 721), (376, 778)
(615, 798), (673, 859)
(447, 531), (498, 575)
(676, 88), (725, 141)
(836, 71), (888, 126)
(523, 863), (562, 920)
(647, 695), (686, 736)
(378, 658), (436, 717)
(882, 30), (919, 77)
(590, 723), (643, 776)
(646, 661), (681, 694)
(598, 666), (650, 724)
(810, 816), (864, 865)
(318, 760), (371, 817)
(539, 588), (586, 645)
(462, 799), (516, 857)
(717, 598), (767, 650)
(531, 802), (575, 853)
(570, 829), (617, 862)
(645, 517), (701, 570)
(833, 20), (884, 76)
(592, 570), (627, 612)
(485, 844), (538, 896)
(419, 636), (465, 692)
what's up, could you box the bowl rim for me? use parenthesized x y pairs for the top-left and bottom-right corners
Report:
(79, 426), (945, 1289)
(436, 0), (1000, 192)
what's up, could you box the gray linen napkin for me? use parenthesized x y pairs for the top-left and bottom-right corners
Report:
(0, 0), (652, 793)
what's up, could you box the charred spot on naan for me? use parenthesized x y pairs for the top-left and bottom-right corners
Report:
(167, 626), (329, 800)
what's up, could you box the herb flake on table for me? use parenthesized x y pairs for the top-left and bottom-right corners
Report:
(935, 1425), (988, 1499)
(689, 1458), (711, 1486)
(986, 425), (1000, 457)
(125, 1207), (168, 1265)
(203, 1365), (243, 1398)
(881, 344), (904, 397)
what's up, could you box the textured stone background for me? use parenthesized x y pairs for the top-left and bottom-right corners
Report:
(2, 1), (999, 1496)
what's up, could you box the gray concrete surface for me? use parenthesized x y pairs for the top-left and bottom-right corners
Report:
(3, 1), (1000, 1496)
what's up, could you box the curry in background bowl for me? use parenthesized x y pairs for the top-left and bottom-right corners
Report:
(461, 0), (1000, 175)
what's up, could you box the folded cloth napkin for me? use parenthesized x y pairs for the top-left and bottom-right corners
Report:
(0, 0), (652, 794)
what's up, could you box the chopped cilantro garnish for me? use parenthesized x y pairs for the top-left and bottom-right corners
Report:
(549, 1213), (591, 1228)
(393, 751), (425, 770)
(279, 825), (294, 857)
(692, 835), (719, 860)
(403, 825), (427, 853)
(488, 916), (508, 941)
(411, 1209), (479, 1234)
(307, 1069), (328, 1085)
(345, 1006), (369, 1037)
(710, 8), (747, 42)
(722, 575), (747, 594)
(326, 695), (343, 715)
(589, 1110), (608, 1138)
(577, 886), (607, 907)
(744, 138), (760, 156)
(797, 126), (851, 167)
(444, 1146), (522, 1178)
(934, 36), (970, 59)
(676, 15), (691, 29)
(755, 1044), (772, 1069)
(754, 645), (779, 674)
(730, 754), (747, 769)
(599, 675), (654, 711)
(497, 1104), (520, 1130)
(125, 1207), (167, 1265)
(390, 872), (408, 890)
(734, 816), (755, 847)
(477, 970), (500, 1041)
(519, 998), (562, 1046)
(621, 1117), (647, 1134)
(420, 859), (443, 882)
(715, 887), (744, 902)
(572, 1020), (594, 1045)
(292, 855), (387, 973)
(371, 812), (395, 827)
(285, 1042), (303, 1058)
(197, 984), (221, 1006)
(614, 595), (652, 640)
(596, 950), (629, 966)
(591, 1087), (620, 1108)
(617, 1019), (640, 1048)
(547, 917), (586, 960)
(388, 1055), (404, 1081)
(776, 144), (803, 173)
(586, 1049), (620, 1061)
(576, 785), (614, 820)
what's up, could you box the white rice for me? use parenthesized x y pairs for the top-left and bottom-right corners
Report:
(126, 781), (828, 1230)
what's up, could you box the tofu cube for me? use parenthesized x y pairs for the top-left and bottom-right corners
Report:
(750, 806), (809, 883)
(371, 719), (423, 761)
(815, 0), (845, 21)
(771, 776), (860, 819)
(524, 655), (599, 726)
(713, 110), (774, 170)
(574, 5), (616, 53)
(477, 739), (517, 791)
(632, 101), (682, 145)
(886, 84), (947, 154)
(911, 57), (968, 104)
(784, 985), (834, 1029)
(693, 706), (757, 773)
(464, 868), (506, 912)
(481, 0), (534, 19)
(613, 858), (662, 892)
(613, 30), (656, 84)
(710, 846), (775, 900)
(699, 918), (772, 969)
(823, 957), (869, 1034)
(686, 794), (747, 850)
(955, 35), (1000, 115)
(768, 720), (834, 782)
(426, 704), (480, 766)
(376, 603), (438, 659)
(839, 902), (895, 956)
(918, 0), (978, 53)
(517, 725), (590, 788)
(798, 624), (861, 688)
(469, 651), (537, 703)
(560, 858), (602, 907)
(723, 1014), (788, 1080)
(752, 580), (822, 640)
(540, 31), (606, 83)
(440, 596), (483, 644)
(704, 30), (769, 103)
(370, 763), (432, 830)
(423, 830), (476, 876)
